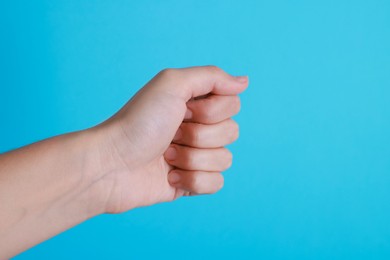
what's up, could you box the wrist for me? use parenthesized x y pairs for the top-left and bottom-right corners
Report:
(69, 128), (112, 216)
(79, 123), (138, 214)
(50, 129), (109, 218)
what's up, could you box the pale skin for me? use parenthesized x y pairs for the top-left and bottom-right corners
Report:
(0, 66), (248, 258)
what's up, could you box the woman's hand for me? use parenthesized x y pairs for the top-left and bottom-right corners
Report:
(92, 66), (248, 213)
(0, 66), (247, 258)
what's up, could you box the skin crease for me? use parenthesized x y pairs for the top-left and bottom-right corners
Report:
(0, 66), (248, 258)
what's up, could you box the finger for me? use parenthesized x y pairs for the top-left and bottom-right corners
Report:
(173, 119), (239, 148)
(184, 95), (240, 124)
(153, 66), (249, 101)
(164, 144), (232, 172)
(168, 170), (224, 195)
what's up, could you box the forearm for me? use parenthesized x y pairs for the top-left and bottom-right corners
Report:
(0, 130), (106, 258)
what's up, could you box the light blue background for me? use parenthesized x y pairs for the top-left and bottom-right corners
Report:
(1, 0), (389, 259)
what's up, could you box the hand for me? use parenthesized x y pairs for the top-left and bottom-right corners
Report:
(92, 66), (248, 213)
(0, 66), (247, 257)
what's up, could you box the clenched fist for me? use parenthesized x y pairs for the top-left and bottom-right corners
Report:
(95, 66), (249, 212)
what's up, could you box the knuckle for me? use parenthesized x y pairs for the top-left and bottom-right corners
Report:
(212, 172), (225, 193)
(215, 173), (225, 191)
(221, 149), (233, 170)
(229, 120), (240, 142)
(206, 65), (222, 74)
(231, 96), (241, 114)
(157, 68), (178, 80)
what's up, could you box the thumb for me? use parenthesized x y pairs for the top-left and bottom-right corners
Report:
(148, 66), (249, 101)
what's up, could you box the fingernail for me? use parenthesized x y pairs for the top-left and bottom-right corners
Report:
(164, 146), (177, 161)
(235, 75), (248, 83)
(184, 108), (192, 119)
(168, 171), (181, 184)
(173, 128), (182, 141)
